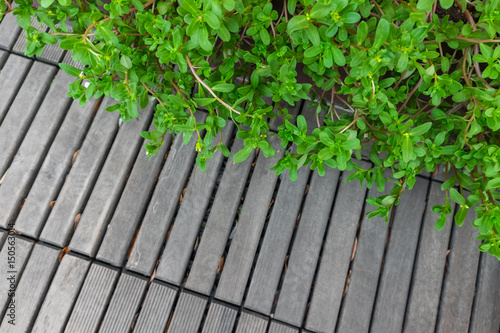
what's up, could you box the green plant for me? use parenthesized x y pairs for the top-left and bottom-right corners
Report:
(2, 0), (500, 259)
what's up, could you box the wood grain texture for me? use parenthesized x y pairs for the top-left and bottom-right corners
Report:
(403, 181), (455, 333)
(235, 312), (268, 333)
(0, 54), (31, 125)
(305, 162), (369, 333)
(68, 104), (154, 257)
(435, 205), (481, 333)
(155, 123), (234, 285)
(0, 244), (60, 332)
(32, 254), (91, 333)
(99, 273), (148, 333)
(39, 98), (120, 247)
(268, 321), (299, 333)
(0, 61), (56, 181)
(133, 282), (177, 333)
(370, 177), (429, 333)
(185, 137), (254, 295)
(215, 135), (285, 305)
(274, 167), (340, 326)
(64, 263), (119, 333)
(167, 291), (207, 333)
(126, 112), (206, 276)
(0, 9), (23, 50)
(0, 70), (74, 229)
(0, 49), (8, 68)
(14, 97), (96, 238)
(96, 130), (172, 267)
(201, 302), (237, 333)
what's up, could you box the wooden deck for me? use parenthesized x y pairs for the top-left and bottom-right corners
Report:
(1, 18), (500, 333)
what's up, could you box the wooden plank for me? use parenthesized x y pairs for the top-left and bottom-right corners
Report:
(168, 291), (207, 333)
(370, 177), (429, 333)
(335, 180), (393, 333)
(32, 254), (91, 333)
(0, 236), (34, 317)
(201, 302), (237, 333)
(215, 135), (285, 305)
(274, 167), (341, 326)
(64, 263), (119, 333)
(37, 27), (66, 64)
(305, 163), (369, 333)
(12, 16), (42, 55)
(96, 130), (171, 267)
(0, 70), (74, 229)
(268, 321), (299, 333)
(235, 311), (268, 333)
(155, 123), (234, 285)
(126, 112), (206, 276)
(0, 244), (60, 331)
(14, 97), (96, 238)
(133, 282), (177, 333)
(0, 10), (23, 50)
(68, 104), (154, 257)
(469, 253), (500, 333)
(99, 273), (148, 333)
(0, 49), (8, 68)
(0, 61), (56, 178)
(435, 206), (481, 333)
(0, 54), (31, 125)
(403, 181), (455, 333)
(184, 137), (254, 295)
(61, 50), (83, 70)
(39, 98), (120, 247)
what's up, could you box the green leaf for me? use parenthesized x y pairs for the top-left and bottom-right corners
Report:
(439, 0), (454, 9)
(297, 115), (307, 133)
(157, 1), (170, 14)
(198, 26), (212, 51)
(331, 45), (346, 66)
(454, 206), (468, 227)
(486, 178), (500, 189)
(120, 56), (132, 69)
(260, 28), (270, 45)
(341, 138), (360, 150)
(310, 2), (333, 19)
(233, 146), (253, 163)
(417, 0), (435, 12)
(59, 63), (82, 77)
(373, 18), (389, 49)
(441, 176), (457, 190)
(212, 83), (235, 93)
(204, 11), (221, 29)
(357, 21), (368, 45)
(449, 188), (466, 205)
(132, 0), (144, 11)
(287, 15), (307, 33)
(409, 122), (432, 137)
(41, 0), (56, 7)
(435, 214), (447, 231)
(179, 0), (199, 14)
(402, 135), (413, 162)
(305, 24), (320, 46)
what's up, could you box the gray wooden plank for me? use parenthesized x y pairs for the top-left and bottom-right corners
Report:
(185, 137), (254, 295)
(235, 311), (268, 333)
(96, 130), (172, 266)
(0, 54), (31, 125)
(0, 70), (74, 229)
(99, 273), (148, 333)
(37, 27), (66, 64)
(268, 321), (299, 333)
(68, 104), (154, 257)
(14, 97), (96, 238)
(0, 10), (23, 50)
(305, 163), (369, 333)
(0, 49), (8, 68)
(39, 98), (120, 247)
(435, 206), (481, 333)
(32, 254), (91, 333)
(370, 177), (429, 333)
(403, 181), (455, 333)
(155, 122), (234, 285)
(62, 49), (83, 70)
(469, 253), (500, 333)
(133, 282), (177, 333)
(0, 230), (7, 249)
(336, 179), (394, 333)
(244, 160), (310, 314)
(215, 135), (285, 305)
(274, 167), (341, 326)
(126, 112), (207, 276)
(0, 236), (34, 317)
(64, 263), (119, 333)
(201, 302), (237, 333)
(0, 243), (60, 332)
(168, 291), (207, 333)
(0, 61), (56, 178)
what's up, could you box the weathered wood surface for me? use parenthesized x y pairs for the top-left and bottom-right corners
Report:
(215, 135), (285, 305)
(126, 112), (206, 276)
(235, 311), (268, 333)
(0, 10), (23, 50)
(185, 137), (254, 295)
(0, 54), (31, 125)
(133, 282), (177, 333)
(0, 49), (8, 67)
(201, 302), (238, 333)
(39, 98), (120, 247)
(64, 263), (119, 333)
(0, 244), (60, 332)
(305, 163), (369, 333)
(0, 61), (56, 182)
(268, 321), (299, 333)
(403, 181), (455, 333)
(167, 291), (207, 333)
(14, 97), (96, 238)
(32, 254), (91, 333)
(0, 70), (74, 229)
(68, 104), (154, 257)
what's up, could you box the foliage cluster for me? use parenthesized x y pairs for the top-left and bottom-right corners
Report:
(2, 0), (500, 259)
